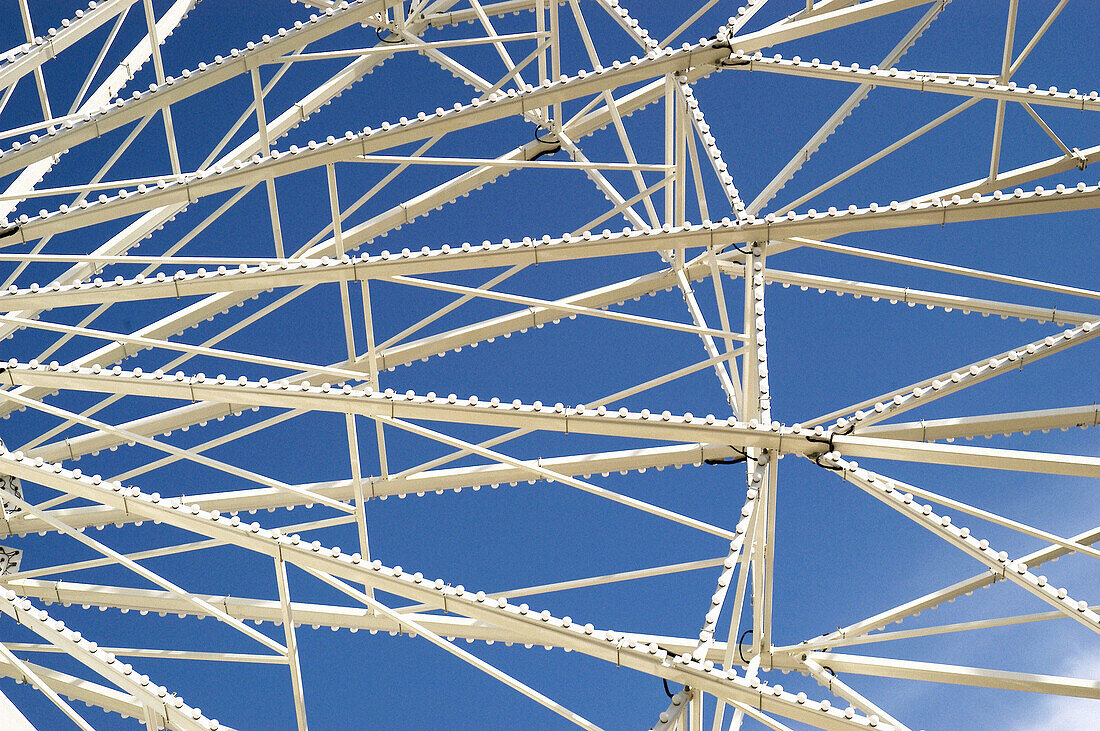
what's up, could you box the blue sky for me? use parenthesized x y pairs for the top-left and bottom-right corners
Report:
(0, 0), (1097, 728)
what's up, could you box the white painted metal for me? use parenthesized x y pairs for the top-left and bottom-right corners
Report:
(0, 1), (1094, 728)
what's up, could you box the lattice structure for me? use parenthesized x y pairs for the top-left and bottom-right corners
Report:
(0, 0), (1095, 728)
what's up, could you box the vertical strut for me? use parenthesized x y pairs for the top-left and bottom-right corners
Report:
(16, 0), (53, 124)
(987, 0), (1019, 181)
(536, 0), (548, 124)
(674, 79), (688, 228)
(361, 280), (390, 480)
(141, 0), (182, 174)
(664, 74), (676, 226)
(549, 0), (561, 129)
(326, 164), (378, 572)
(252, 67), (287, 258)
(275, 554), (309, 731)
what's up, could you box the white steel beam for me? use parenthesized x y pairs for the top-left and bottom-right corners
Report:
(724, 50), (1098, 112)
(5, 359), (1100, 481)
(277, 32), (551, 60)
(0, 640), (95, 731)
(776, 97), (980, 214)
(0, 591), (214, 731)
(830, 434), (1100, 478)
(802, 657), (910, 731)
(0, 449), (884, 730)
(7, 182), (1100, 312)
(718, 262), (1098, 326)
(0, 0), (395, 179)
(1, 41), (734, 239)
(0, 0), (141, 94)
(986, 2), (1019, 183)
(0, 386), (355, 514)
(0, 44), (695, 432)
(833, 470), (1100, 562)
(0, 658), (147, 725)
(306, 569), (603, 730)
(912, 142), (1097, 203)
(800, 652), (1100, 699)
(785, 237), (1100, 303)
(0, 361), (803, 448)
(4, 517), (351, 580)
(0, 0), (198, 223)
(858, 405), (1100, 442)
(810, 319), (1100, 431)
(378, 415), (735, 539)
(0, 487), (290, 656)
(651, 688), (690, 730)
(725, 0), (935, 50)
(819, 454), (1100, 636)
(9, 575), (1100, 701)
(383, 273), (744, 339)
(798, 604), (1100, 650)
(14, 261), (745, 459)
(274, 555), (308, 731)
(0, 4), (1094, 724)
(0, 577), (702, 649)
(691, 463), (761, 662)
(797, 519), (1100, 652)
(0, 10), (451, 423)
(425, 0), (566, 29)
(8, 443), (741, 535)
(746, 1), (947, 214)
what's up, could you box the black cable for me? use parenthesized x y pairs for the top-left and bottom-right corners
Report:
(374, 25), (403, 44)
(663, 678), (674, 698)
(530, 143), (562, 161)
(814, 452), (844, 471)
(712, 239), (754, 257)
(534, 124), (558, 145)
(713, 23), (751, 69)
(704, 457), (748, 468)
(704, 445), (750, 466)
(710, 25), (740, 54)
(738, 629), (752, 664)
(806, 428), (852, 472)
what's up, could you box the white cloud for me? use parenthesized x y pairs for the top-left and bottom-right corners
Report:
(1008, 651), (1100, 731)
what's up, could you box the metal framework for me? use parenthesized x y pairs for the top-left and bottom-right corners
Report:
(0, 0), (1095, 728)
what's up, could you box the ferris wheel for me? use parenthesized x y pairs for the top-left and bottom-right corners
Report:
(0, 0), (1096, 728)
